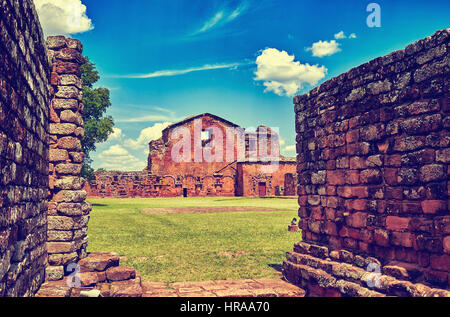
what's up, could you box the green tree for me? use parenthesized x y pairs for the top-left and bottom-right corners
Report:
(80, 57), (114, 181)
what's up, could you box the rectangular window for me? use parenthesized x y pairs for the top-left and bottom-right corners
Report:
(201, 129), (212, 147)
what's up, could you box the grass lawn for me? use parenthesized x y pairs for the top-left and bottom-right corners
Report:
(86, 197), (301, 283)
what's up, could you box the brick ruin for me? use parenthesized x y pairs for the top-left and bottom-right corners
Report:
(0, 0), (50, 296)
(85, 113), (298, 198)
(45, 36), (91, 282)
(0, 0), (449, 298)
(283, 29), (450, 296)
(0, 0), (90, 296)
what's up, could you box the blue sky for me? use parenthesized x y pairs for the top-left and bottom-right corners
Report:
(35, 0), (450, 171)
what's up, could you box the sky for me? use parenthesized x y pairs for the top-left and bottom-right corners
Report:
(34, 0), (450, 171)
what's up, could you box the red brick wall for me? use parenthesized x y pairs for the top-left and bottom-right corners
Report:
(295, 28), (449, 288)
(87, 113), (295, 198)
(0, 0), (51, 296)
(86, 171), (237, 198)
(148, 114), (240, 178)
(236, 162), (297, 197)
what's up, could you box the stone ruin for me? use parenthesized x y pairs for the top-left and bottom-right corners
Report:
(0, 0), (448, 297)
(283, 28), (450, 296)
(0, 0), (50, 296)
(85, 113), (298, 198)
(0, 0), (91, 295)
(46, 36), (91, 282)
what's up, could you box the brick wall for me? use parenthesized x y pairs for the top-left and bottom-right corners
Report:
(86, 171), (237, 198)
(0, 0), (51, 296)
(284, 28), (450, 296)
(87, 113), (298, 198)
(236, 161), (297, 197)
(45, 36), (91, 281)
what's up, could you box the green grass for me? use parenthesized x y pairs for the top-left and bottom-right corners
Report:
(86, 197), (300, 283)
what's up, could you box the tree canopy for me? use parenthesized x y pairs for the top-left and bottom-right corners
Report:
(80, 57), (114, 180)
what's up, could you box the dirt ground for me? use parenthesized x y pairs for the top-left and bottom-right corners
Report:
(141, 207), (292, 215)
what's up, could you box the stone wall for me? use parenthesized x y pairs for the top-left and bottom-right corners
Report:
(0, 0), (51, 296)
(87, 113), (298, 198)
(46, 36), (91, 281)
(86, 171), (237, 198)
(236, 161), (298, 197)
(284, 28), (450, 296)
(85, 163), (298, 198)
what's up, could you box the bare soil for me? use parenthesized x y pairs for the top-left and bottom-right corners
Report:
(141, 207), (292, 215)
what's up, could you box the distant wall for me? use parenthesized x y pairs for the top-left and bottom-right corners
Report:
(236, 162), (297, 197)
(284, 28), (450, 296)
(86, 171), (237, 198)
(87, 113), (297, 198)
(148, 114), (241, 178)
(0, 0), (51, 296)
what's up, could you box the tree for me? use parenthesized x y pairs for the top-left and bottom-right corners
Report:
(80, 57), (114, 181)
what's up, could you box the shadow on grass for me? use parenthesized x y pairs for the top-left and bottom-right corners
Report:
(268, 264), (283, 273)
(91, 203), (108, 207)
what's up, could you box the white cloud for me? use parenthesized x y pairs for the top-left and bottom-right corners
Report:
(34, 0), (93, 36)
(112, 62), (244, 79)
(334, 31), (357, 40)
(306, 40), (341, 57)
(97, 145), (146, 171)
(284, 145), (296, 152)
(108, 128), (124, 141)
(198, 11), (225, 33)
(192, 1), (248, 35)
(254, 48), (327, 97)
(334, 31), (346, 40)
(125, 122), (172, 150)
(226, 1), (249, 22)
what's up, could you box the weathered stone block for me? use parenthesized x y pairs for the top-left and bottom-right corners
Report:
(49, 149), (69, 162)
(78, 252), (120, 273)
(45, 266), (64, 281)
(52, 99), (78, 110)
(55, 163), (82, 175)
(47, 241), (77, 254)
(106, 266), (137, 282)
(50, 123), (76, 135)
(420, 164), (445, 183)
(54, 177), (85, 190)
(386, 216), (411, 232)
(56, 202), (84, 216)
(57, 137), (82, 151)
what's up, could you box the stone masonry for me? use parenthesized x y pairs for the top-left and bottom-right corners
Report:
(36, 251), (306, 297)
(85, 113), (298, 198)
(283, 28), (450, 296)
(45, 36), (91, 281)
(0, 0), (51, 296)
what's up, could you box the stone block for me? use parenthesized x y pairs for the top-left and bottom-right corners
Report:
(110, 279), (143, 297)
(49, 149), (69, 162)
(79, 272), (99, 287)
(46, 266), (64, 281)
(49, 123), (76, 135)
(78, 252), (120, 273)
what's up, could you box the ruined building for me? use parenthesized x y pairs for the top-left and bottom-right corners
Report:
(85, 113), (298, 198)
(0, 0), (449, 297)
(283, 28), (450, 296)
